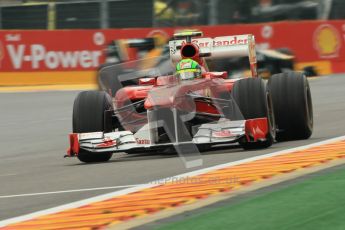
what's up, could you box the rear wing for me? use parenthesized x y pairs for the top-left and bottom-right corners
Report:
(169, 34), (257, 77)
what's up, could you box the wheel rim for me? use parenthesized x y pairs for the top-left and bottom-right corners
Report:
(304, 83), (313, 130)
(266, 92), (276, 140)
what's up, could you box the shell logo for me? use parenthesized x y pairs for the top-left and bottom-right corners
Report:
(313, 24), (341, 58)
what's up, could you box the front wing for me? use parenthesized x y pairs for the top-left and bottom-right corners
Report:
(66, 118), (268, 156)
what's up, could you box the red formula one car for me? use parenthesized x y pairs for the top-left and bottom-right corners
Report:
(66, 31), (313, 163)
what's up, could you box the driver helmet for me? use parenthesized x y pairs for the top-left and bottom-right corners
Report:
(175, 59), (202, 81)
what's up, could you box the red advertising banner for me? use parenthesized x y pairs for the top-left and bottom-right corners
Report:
(0, 30), (110, 72)
(0, 20), (344, 73)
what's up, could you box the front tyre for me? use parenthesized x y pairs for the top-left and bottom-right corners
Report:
(268, 72), (313, 141)
(232, 78), (275, 149)
(73, 91), (113, 163)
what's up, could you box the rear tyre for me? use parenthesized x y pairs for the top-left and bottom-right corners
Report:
(73, 91), (114, 163)
(231, 78), (275, 149)
(268, 72), (313, 141)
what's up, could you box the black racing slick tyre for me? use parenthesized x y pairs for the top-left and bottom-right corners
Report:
(73, 91), (113, 163)
(268, 72), (313, 141)
(231, 78), (275, 149)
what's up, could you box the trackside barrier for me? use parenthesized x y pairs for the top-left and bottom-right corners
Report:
(0, 20), (344, 86)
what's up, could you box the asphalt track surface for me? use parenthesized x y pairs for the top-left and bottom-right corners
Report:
(0, 74), (344, 221)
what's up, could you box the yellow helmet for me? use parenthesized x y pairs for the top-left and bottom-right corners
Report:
(175, 59), (202, 80)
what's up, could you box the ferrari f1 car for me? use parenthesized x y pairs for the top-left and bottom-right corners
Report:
(67, 31), (313, 163)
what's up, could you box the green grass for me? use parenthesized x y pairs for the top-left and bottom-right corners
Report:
(156, 166), (345, 230)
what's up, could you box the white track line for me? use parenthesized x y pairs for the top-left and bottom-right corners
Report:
(0, 174), (17, 178)
(0, 185), (144, 199)
(0, 135), (344, 227)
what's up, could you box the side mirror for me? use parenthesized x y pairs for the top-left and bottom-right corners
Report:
(202, 71), (228, 79)
(139, 77), (156, 85)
